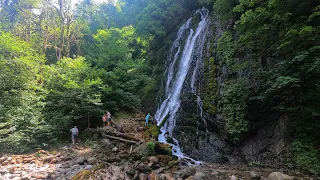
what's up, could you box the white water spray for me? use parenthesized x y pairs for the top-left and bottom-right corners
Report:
(154, 8), (209, 164)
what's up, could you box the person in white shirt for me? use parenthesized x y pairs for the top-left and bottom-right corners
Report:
(70, 126), (79, 145)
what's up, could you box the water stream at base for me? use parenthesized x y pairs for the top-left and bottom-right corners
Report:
(154, 8), (209, 165)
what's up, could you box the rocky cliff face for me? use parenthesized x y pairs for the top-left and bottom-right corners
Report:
(170, 11), (292, 167)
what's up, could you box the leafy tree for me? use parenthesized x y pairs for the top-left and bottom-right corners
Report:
(44, 57), (105, 135)
(0, 31), (48, 152)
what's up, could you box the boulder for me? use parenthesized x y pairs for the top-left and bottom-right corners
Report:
(87, 157), (97, 165)
(139, 173), (148, 180)
(249, 171), (261, 179)
(21, 176), (30, 180)
(43, 156), (55, 163)
(84, 165), (93, 170)
(230, 175), (237, 180)
(268, 172), (293, 180)
(74, 156), (86, 165)
(193, 171), (206, 180)
(132, 143), (152, 157)
(168, 160), (178, 168)
(148, 156), (159, 163)
(173, 167), (196, 179)
(126, 169), (136, 177)
(159, 173), (175, 180)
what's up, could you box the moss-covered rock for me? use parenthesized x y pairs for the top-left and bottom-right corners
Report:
(132, 141), (156, 157)
(168, 160), (179, 168)
(155, 142), (172, 155)
(144, 125), (160, 139)
(71, 164), (105, 180)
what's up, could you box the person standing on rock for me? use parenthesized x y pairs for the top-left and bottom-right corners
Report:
(107, 111), (112, 126)
(102, 111), (112, 127)
(70, 126), (79, 145)
(102, 112), (108, 127)
(145, 113), (151, 126)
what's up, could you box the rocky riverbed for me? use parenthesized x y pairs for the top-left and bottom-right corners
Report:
(0, 116), (318, 180)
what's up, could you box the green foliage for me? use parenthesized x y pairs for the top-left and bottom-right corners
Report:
(223, 78), (249, 144)
(292, 138), (320, 175)
(145, 125), (160, 139)
(203, 57), (217, 114)
(44, 57), (104, 136)
(146, 141), (156, 155)
(136, 0), (185, 37)
(0, 31), (50, 153)
(217, 31), (236, 67)
(213, 0), (320, 171)
(214, 0), (238, 24)
(248, 161), (264, 167)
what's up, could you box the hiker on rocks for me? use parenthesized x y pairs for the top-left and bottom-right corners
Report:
(102, 111), (112, 127)
(145, 113), (151, 126)
(70, 126), (79, 145)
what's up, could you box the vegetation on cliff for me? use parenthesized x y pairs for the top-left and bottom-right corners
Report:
(199, 0), (320, 173)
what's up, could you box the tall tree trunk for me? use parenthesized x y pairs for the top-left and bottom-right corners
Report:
(58, 0), (65, 61)
(87, 111), (90, 128)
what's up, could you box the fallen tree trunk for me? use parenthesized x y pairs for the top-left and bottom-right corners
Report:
(85, 128), (140, 142)
(103, 134), (139, 145)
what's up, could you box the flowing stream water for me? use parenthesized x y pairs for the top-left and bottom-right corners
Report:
(154, 8), (209, 164)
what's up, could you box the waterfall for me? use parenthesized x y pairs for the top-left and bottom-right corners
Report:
(154, 8), (209, 164)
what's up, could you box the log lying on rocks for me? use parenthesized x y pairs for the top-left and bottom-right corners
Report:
(104, 134), (139, 145)
(85, 128), (140, 143)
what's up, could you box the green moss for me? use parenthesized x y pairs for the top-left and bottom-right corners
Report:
(155, 142), (172, 155)
(145, 125), (160, 139)
(71, 164), (105, 180)
(146, 141), (156, 155)
(203, 56), (218, 114)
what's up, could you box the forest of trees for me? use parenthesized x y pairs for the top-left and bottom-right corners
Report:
(0, 0), (198, 152)
(0, 0), (319, 174)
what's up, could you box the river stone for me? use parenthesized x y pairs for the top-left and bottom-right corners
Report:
(249, 171), (261, 179)
(87, 157), (97, 165)
(268, 172), (293, 180)
(85, 165), (93, 170)
(126, 169), (136, 177)
(112, 147), (119, 152)
(230, 175), (237, 180)
(21, 176), (30, 180)
(101, 139), (111, 145)
(148, 156), (159, 163)
(168, 160), (178, 168)
(173, 167), (196, 179)
(43, 156), (55, 163)
(193, 171), (206, 180)
(61, 146), (69, 151)
(132, 143), (150, 157)
(139, 173), (148, 180)
(74, 156), (86, 165)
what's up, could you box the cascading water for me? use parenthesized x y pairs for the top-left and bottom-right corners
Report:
(154, 8), (209, 164)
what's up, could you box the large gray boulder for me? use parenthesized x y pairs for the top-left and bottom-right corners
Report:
(268, 172), (293, 180)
